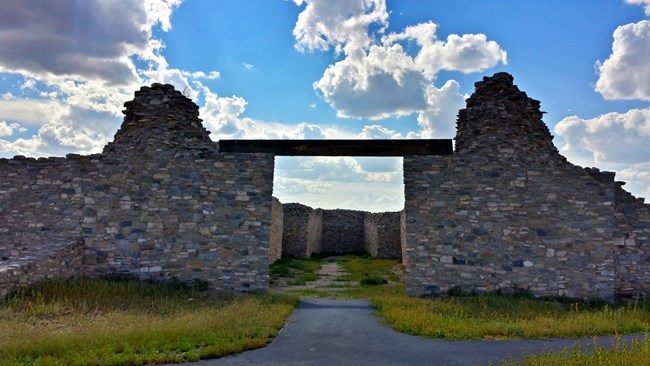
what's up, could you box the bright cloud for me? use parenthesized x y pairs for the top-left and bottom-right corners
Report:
(618, 163), (650, 199)
(0, 121), (14, 137)
(595, 20), (650, 101)
(0, 0), (237, 158)
(0, 0), (182, 85)
(294, 0), (506, 137)
(293, 0), (388, 55)
(357, 125), (403, 139)
(274, 155), (404, 211)
(555, 108), (650, 165)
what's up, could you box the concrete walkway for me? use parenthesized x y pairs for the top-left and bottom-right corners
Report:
(172, 298), (647, 366)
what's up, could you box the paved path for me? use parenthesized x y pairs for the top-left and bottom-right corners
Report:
(172, 298), (646, 366)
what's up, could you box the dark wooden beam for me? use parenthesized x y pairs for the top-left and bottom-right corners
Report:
(218, 139), (453, 156)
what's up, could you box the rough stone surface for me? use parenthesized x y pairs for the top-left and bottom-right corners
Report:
(269, 197), (283, 264)
(0, 84), (274, 294)
(404, 72), (650, 300)
(281, 203), (322, 258)
(400, 211), (408, 266)
(364, 211), (403, 258)
(321, 209), (366, 254)
(278, 203), (402, 259)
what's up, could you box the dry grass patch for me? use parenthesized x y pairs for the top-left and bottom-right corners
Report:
(0, 279), (298, 365)
(504, 336), (650, 365)
(369, 289), (650, 340)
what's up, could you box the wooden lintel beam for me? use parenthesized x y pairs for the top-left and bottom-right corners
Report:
(218, 139), (453, 156)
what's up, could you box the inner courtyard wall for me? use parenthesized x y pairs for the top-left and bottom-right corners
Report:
(364, 211), (403, 259)
(321, 209), (366, 254)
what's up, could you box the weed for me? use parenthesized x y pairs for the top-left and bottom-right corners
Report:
(503, 336), (650, 366)
(360, 276), (388, 286)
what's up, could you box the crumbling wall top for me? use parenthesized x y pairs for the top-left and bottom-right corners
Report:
(103, 83), (215, 155)
(455, 72), (558, 158)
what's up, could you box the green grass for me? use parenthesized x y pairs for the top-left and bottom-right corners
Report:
(288, 272), (320, 286)
(504, 336), (650, 366)
(336, 256), (401, 285)
(270, 257), (322, 284)
(367, 288), (650, 340)
(0, 278), (298, 366)
(322, 256), (650, 341)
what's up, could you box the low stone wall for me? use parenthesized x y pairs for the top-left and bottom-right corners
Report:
(321, 209), (366, 254)
(307, 208), (323, 256)
(364, 211), (402, 258)
(269, 197), (283, 264)
(277, 203), (403, 259)
(400, 211), (407, 266)
(0, 240), (83, 297)
(281, 203), (323, 258)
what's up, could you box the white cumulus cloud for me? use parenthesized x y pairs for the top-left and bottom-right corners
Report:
(595, 20), (650, 101)
(294, 0), (506, 137)
(555, 108), (650, 165)
(293, 0), (388, 55)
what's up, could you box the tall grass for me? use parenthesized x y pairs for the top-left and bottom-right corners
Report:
(369, 288), (650, 340)
(0, 279), (298, 365)
(325, 256), (650, 340)
(504, 336), (650, 366)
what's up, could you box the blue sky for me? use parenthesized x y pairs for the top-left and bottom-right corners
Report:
(1, 0), (649, 211)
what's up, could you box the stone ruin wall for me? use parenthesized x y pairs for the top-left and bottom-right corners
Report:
(321, 209), (366, 254)
(269, 197), (283, 263)
(280, 203), (323, 258)
(400, 211), (408, 266)
(0, 84), (275, 296)
(277, 202), (402, 259)
(404, 73), (650, 300)
(364, 211), (403, 259)
(2, 74), (649, 301)
(307, 208), (324, 256)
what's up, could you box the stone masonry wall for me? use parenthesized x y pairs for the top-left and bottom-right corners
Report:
(404, 73), (623, 299)
(278, 203), (402, 259)
(400, 211), (408, 266)
(321, 209), (366, 254)
(269, 197), (283, 264)
(281, 203), (322, 258)
(586, 168), (650, 298)
(307, 208), (323, 256)
(0, 84), (275, 294)
(364, 212), (402, 258)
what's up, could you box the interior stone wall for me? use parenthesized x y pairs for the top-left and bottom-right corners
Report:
(278, 203), (402, 259)
(307, 208), (323, 256)
(281, 203), (323, 258)
(269, 197), (284, 264)
(321, 209), (366, 254)
(364, 211), (402, 258)
(400, 211), (408, 266)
